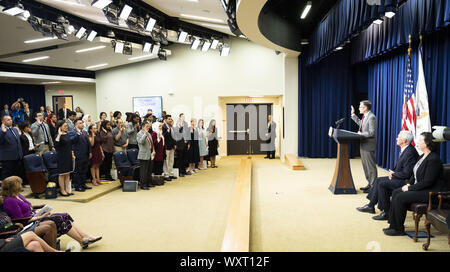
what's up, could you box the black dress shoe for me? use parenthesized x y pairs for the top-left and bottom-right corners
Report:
(383, 228), (405, 236)
(164, 177), (172, 181)
(69, 192), (74, 195)
(170, 176), (177, 180)
(105, 176), (115, 181)
(83, 185), (92, 190)
(60, 193), (70, 197)
(140, 186), (149, 190)
(179, 174), (185, 177)
(356, 205), (375, 214)
(373, 212), (388, 221)
(360, 185), (371, 191)
(264, 156), (270, 159)
(75, 187), (85, 192)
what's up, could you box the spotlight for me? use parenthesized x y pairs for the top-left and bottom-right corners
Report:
(126, 13), (138, 29)
(191, 38), (200, 50)
(106, 30), (115, 38)
(146, 17), (156, 32)
(123, 42), (132, 55)
(52, 23), (68, 40)
(211, 39), (219, 50)
(119, 4), (133, 20)
(201, 40), (211, 52)
(151, 43), (160, 55)
(220, 45), (230, 56)
(40, 19), (54, 37)
(67, 25), (75, 34)
(27, 16), (42, 32)
(2, 3), (25, 16)
(143, 42), (152, 53)
(104, 4), (119, 25)
(178, 30), (188, 42)
(91, 0), (112, 9)
(75, 27), (87, 39)
(87, 30), (97, 42)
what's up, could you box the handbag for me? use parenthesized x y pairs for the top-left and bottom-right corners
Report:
(0, 212), (17, 234)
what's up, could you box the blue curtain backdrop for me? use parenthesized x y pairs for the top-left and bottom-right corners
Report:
(368, 28), (450, 169)
(298, 46), (355, 158)
(306, 0), (450, 65)
(0, 83), (46, 113)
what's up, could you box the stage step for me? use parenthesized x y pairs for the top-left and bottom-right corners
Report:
(285, 154), (305, 170)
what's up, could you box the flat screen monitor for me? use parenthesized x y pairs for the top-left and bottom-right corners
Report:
(133, 96), (163, 118)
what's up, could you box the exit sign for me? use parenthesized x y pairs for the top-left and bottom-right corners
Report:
(59, 90), (64, 94)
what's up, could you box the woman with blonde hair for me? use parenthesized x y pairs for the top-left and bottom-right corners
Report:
(2, 176), (102, 249)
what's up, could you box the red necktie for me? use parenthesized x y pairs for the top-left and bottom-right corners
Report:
(360, 115), (365, 132)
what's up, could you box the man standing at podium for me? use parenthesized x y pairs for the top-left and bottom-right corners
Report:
(351, 100), (377, 193)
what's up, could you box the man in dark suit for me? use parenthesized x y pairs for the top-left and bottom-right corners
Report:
(351, 100), (378, 193)
(162, 115), (177, 181)
(23, 103), (33, 123)
(173, 114), (189, 177)
(0, 104), (11, 118)
(264, 114), (277, 159)
(58, 103), (69, 120)
(0, 115), (23, 180)
(69, 120), (92, 192)
(357, 131), (419, 220)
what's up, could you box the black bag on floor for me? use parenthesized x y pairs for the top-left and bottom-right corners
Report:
(152, 175), (165, 185)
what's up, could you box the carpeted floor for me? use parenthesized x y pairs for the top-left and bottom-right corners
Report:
(250, 157), (450, 252)
(26, 156), (449, 252)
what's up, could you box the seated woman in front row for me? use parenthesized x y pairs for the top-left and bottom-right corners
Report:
(384, 132), (445, 236)
(1, 176), (102, 249)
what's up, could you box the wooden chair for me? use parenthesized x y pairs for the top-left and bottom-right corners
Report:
(422, 191), (450, 250)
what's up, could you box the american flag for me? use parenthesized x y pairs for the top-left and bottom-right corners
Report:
(401, 53), (416, 145)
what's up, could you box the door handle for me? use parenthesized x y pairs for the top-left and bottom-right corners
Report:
(229, 130), (247, 133)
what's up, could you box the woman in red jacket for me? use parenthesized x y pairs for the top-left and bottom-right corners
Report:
(151, 121), (166, 175)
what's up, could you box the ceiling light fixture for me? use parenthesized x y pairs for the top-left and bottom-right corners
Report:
(128, 54), (154, 61)
(191, 38), (200, 50)
(179, 13), (225, 23)
(220, 45), (230, 56)
(24, 36), (57, 44)
(22, 56), (50, 63)
(75, 27), (87, 39)
(300, 1), (312, 19)
(91, 0), (112, 9)
(151, 43), (160, 55)
(76, 46), (106, 53)
(52, 23), (68, 40)
(385, 11), (395, 18)
(201, 40), (211, 52)
(87, 30), (97, 41)
(178, 30), (188, 42)
(86, 63), (108, 69)
(41, 81), (61, 84)
(2, 3), (25, 16)
(114, 40), (124, 53)
(211, 39), (219, 50)
(146, 17), (156, 32)
(103, 4), (119, 25)
(143, 42), (152, 53)
(119, 4), (133, 20)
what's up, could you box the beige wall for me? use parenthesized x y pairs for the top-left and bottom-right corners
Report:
(45, 84), (97, 117)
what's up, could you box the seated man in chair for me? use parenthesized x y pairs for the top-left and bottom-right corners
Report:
(357, 131), (418, 220)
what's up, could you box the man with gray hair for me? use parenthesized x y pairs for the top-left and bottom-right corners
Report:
(357, 130), (419, 221)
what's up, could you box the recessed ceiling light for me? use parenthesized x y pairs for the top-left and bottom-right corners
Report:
(23, 56), (50, 63)
(3, 6), (25, 16)
(179, 14), (225, 23)
(129, 54), (154, 61)
(24, 36), (57, 44)
(76, 46), (106, 53)
(119, 5), (133, 20)
(86, 63), (108, 69)
(300, 1), (312, 19)
(41, 81), (61, 84)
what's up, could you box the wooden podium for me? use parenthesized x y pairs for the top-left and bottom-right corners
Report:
(328, 128), (364, 194)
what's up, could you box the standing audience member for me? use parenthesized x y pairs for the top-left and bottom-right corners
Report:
(97, 112), (107, 128)
(47, 114), (58, 141)
(54, 120), (74, 197)
(82, 114), (93, 133)
(0, 115), (22, 179)
(22, 103), (33, 123)
(112, 119), (128, 152)
(187, 118), (200, 174)
(99, 120), (114, 181)
(384, 132), (444, 236)
(45, 106), (53, 121)
(58, 103), (69, 120)
(152, 122), (165, 176)
(39, 106), (46, 118)
(197, 119), (207, 170)
(110, 111), (122, 128)
(137, 121), (155, 190)
(127, 113), (140, 150)
(163, 115), (176, 181)
(161, 111), (167, 120)
(75, 107), (84, 120)
(1, 104), (11, 117)
(31, 112), (54, 155)
(19, 121), (36, 157)
(207, 119), (219, 168)
(11, 99), (25, 124)
(70, 120), (92, 192)
(2, 176), (102, 249)
(88, 124), (104, 186)
(174, 116), (189, 177)
(66, 111), (76, 132)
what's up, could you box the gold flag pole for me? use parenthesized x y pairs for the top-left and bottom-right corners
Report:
(408, 34), (412, 56)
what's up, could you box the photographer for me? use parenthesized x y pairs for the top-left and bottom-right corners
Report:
(10, 98), (25, 125)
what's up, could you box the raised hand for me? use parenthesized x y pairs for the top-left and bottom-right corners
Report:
(1, 123), (6, 133)
(351, 105), (355, 115)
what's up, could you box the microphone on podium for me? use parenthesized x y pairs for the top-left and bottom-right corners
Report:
(335, 118), (345, 129)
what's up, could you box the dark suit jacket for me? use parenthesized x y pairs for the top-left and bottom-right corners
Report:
(407, 152), (444, 192)
(162, 123), (176, 150)
(23, 109), (33, 123)
(0, 127), (23, 161)
(58, 108), (68, 120)
(0, 110), (11, 117)
(392, 145), (419, 180)
(69, 129), (92, 161)
(19, 133), (35, 157)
